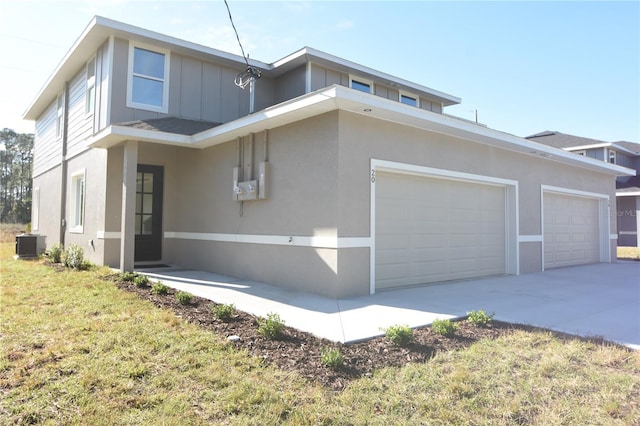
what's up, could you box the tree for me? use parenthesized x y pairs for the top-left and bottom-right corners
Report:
(0, 128), (33, 223)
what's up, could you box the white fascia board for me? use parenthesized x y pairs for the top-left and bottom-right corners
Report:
(88, 124), (193, 149)
(616, 191), (640, 197)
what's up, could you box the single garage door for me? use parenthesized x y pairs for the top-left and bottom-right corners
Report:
(543, 192), (600, 269)
(375, 172), (506, 290)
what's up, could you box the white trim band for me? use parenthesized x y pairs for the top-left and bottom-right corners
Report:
(519, 235), (543, 243)
(97, 231), (121, 239)
(164, 231), (371, 249)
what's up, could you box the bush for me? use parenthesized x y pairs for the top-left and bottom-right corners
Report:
(258, 313), (285, 339)
(47, 243), (63, 263)
(383, 324), (414, 346)
(467, 310), (494, 327)
(431, 319), (459, 337)
(211, 303), (235, 321)
(175, 291), (193, 305)
(133, 275), (149, 288)
(320, 347), (344, 369)
(121, 272), (137, 282)
(151, 281), (169, 295)
(63, 244), (85, 269)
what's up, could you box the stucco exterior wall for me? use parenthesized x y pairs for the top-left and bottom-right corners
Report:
(336, 111), (617, 285)
(31, 166), (63, 249)
(63, 149), (108, 265)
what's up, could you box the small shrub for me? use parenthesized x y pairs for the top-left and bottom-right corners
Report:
(383, 324), (414, 346)
(467, 310), (494, 327)
(151, 281), (169, 295)
(211, 303), (235, 321)
(258, 312), (285, 339)
(121, 272), (137, 282)
(175, 291), (193, 305)
(431, 319), (459, 337)
(48, 243), (63, 263)
(133, 275), (149, 288)
(63, 244), (85, 269)
(320, 347), (344, 369)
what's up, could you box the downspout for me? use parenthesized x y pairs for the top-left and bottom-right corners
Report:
(59, 82), (70, 246)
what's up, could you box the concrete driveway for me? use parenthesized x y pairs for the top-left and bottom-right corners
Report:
(138, 261), (640, 349)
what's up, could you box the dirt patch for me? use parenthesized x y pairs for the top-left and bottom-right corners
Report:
(105, 275), (542, 391)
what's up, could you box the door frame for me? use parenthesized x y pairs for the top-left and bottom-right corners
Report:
(370, 159), (519, 294)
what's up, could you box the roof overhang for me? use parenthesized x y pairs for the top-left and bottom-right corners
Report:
(90, 84), (635, 178)
(564, 143), (639, 156)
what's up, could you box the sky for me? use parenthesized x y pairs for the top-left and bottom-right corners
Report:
(0, 0), (638, 143)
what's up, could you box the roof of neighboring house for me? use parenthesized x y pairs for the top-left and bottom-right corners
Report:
(116, 117), (220, 135)
(526, 131), (640, 155)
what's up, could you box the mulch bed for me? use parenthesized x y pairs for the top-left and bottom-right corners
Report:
(104, 274), (532, 391)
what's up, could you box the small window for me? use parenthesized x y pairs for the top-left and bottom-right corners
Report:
(127, 43), (170, 113)
(350, 77), (372, 94)
(400, 93), (419, 107)
(56, 93), (64, 139)
(86, 57), (96, 115)
(70, 170), (86, 233)
(608, 149), (616, 164)
(32, 187), (40, 231)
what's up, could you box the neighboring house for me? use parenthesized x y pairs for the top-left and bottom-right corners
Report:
(23, 17), (634, 298)
(527, 131), (640, 248)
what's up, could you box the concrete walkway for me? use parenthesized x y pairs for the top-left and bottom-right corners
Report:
(137, 262), (640, 349)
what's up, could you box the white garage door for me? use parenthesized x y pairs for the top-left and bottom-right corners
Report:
(375, 172), (506, 290)
(544, 192), (600, 269)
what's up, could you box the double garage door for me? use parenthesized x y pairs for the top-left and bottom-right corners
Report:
(374, 172), (604, 291)
(375, 172), (506, 290)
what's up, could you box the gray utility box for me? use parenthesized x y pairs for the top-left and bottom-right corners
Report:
(15, 234), (38, 258)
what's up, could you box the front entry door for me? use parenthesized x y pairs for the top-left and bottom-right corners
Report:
(134, 165), (164, 262)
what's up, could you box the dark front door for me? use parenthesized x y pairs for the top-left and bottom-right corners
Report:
(134, 165), (164, 262)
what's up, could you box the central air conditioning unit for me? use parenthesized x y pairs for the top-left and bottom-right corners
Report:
(15, 234), (38, 258)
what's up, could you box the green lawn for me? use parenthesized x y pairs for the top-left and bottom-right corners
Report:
(1, 242), (639, 425)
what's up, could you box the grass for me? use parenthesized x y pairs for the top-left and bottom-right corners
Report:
(2, 241), (640, 424)
(618, 246), (640, 260)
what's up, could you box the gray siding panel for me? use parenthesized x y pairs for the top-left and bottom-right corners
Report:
(67, 68), (94, 158)
(202, 62), (221, 121)
(180, 56), (202, 118)
(33, 100), (60, 177)
(275, 65), (306, 103)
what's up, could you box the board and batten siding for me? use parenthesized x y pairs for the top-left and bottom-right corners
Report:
(66, 68), (94, 158)
(33, 99), (61, 177)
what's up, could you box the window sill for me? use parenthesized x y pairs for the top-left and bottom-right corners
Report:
(69, 227), (84, 234)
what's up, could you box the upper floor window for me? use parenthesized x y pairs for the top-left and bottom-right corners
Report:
(56, 93), (64, 139)
(399, 92), (419, 107)
(86, 57), (96, 115)
(350, 77), (372, 94)
(608, 148), (617, 164)
(127, 43), (170, 113)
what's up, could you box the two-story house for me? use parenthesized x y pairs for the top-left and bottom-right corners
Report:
(23, 17), (634, 298)
(527, 131), (640, 248)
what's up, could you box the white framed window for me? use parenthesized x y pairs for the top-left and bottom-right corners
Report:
(32, 187), (40, 231)
(70, 169), (86, 233)
(86, 56), (96, 115)
(127, 43), (170, 113)
(56, 93), (64, 139)
(399, 92), (419, 107)
(350, 76), (373, 94)
(608, 148), (617, 164)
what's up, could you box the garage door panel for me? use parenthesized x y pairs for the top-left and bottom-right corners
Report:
(544, 192), (600, 269)
(376, 172), (506, 290)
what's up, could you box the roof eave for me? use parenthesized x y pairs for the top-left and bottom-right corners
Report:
(87, 85), (633, 178)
